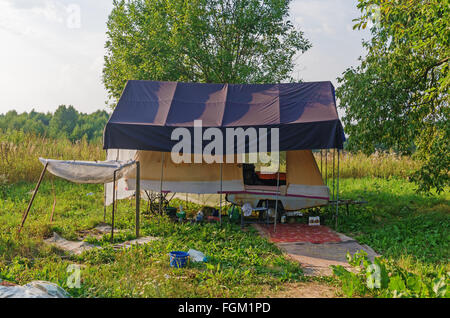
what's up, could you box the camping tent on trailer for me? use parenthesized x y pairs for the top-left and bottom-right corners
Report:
(20, 80), (345, 235)
(103, 80), (345, 221)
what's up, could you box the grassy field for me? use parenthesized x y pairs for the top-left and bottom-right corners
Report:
(322, 178), (449, 297)
(0, 180), (305, 297)
(0, 133), (448, 297)
(0, 177), (447, 297)
(331, 178), (449, 265)
(0, 131), (105, 184)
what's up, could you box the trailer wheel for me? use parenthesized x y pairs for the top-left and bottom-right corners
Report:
(257, 200), (284, 222)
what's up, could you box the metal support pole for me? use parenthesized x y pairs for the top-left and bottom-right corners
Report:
(103, 183), (107, 222)
(104, 150), (108, 222)
(159, 152), (164, 215)
(320, 150), (323, 181)
(135, 161), (140, 237)
(325, 149), (328, 186)
(336, 149), (340, 230)
(111, 170), (117, 242)
(18, 163), (48, 234)
(241, 202), (244, 228)
(333, 149), (336, 201)
(273, 169), (280, 233)
(219, 162), (223, 226)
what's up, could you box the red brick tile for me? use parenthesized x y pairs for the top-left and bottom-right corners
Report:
(259, 224), (341, 243)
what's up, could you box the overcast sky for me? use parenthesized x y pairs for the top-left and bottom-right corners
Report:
(0, 0), (370, 115)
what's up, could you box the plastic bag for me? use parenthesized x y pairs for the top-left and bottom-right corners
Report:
(0, 280), (71, 298)
(242, 203), (253, 217)
(188, 249), (207, 262)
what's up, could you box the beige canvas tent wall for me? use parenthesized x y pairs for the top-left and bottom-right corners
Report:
(105, 149), (329, 211)
(126, 151), (244, 194)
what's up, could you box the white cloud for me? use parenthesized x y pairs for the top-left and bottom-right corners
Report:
(31, 1), (65, 24)
(290, 0), (371, 86)
(0, 0), (113, 114)
(0, 0), (370, 115)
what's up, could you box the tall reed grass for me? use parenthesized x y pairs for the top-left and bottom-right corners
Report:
(0, 130), (420, 184)
(314, 150), (420, 179)
(0, 130), (105, 184)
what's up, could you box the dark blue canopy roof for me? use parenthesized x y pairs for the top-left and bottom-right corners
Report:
(103, 80), (345, 152)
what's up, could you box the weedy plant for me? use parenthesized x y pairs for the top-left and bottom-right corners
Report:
(332, 251), (449, 298)
(317, 151), (420, 179)
(0, 130), (104, 184)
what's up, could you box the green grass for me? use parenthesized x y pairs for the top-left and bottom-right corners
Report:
(0, 179), (304, 297)
(325, 177), (449, 265)
(0, 170), (448, 297)
(316, 177), (449, 298)
(321, 177), (449, 297)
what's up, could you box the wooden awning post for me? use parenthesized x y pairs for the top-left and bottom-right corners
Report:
(18, 163), (48, 234)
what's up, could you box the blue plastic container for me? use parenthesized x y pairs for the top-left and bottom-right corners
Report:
(169, 251), (189, 268)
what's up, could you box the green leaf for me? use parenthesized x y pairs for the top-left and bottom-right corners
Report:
(406, 275), (422, 294)
(432, 277), (447, 297)
(388, 275), (406, 293)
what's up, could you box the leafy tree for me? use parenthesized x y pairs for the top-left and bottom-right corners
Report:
(30, 110), (52, 127)
(336, 0), (449, 193)
(71, 110), (110, 142)
(0, 108), (109, 143)
(22, 119), (46, 136)
(103, 0), (311, 102)
(49, 105), (79, 139)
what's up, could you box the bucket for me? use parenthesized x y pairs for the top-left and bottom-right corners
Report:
(169, 251), (189, 268)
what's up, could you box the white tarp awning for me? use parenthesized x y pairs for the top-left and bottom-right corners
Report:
(39, 158), (135, 184)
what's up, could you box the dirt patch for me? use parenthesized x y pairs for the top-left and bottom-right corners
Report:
(45, 232), (98, 255)
(44, 231), (159, 255)
(75, 223), (121, 240)
(263, 282), (340, 298)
